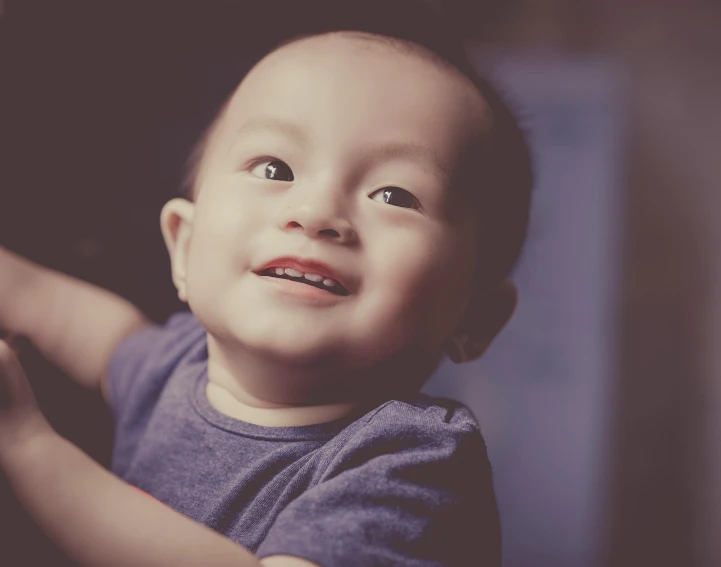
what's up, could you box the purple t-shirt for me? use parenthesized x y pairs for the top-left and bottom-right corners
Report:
(107, 311), (500, 567)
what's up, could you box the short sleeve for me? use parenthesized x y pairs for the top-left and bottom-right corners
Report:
(105, 310), (203, 428)
(256, 401), (501, 567)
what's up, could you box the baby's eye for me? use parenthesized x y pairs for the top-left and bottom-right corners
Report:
(250, 159), (294, 182)
(370, 186), (421, 210)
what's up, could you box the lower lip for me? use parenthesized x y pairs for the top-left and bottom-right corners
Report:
(256, 275), (349, 304)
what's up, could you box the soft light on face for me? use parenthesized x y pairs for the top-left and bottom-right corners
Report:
(182, 33), (489, 389)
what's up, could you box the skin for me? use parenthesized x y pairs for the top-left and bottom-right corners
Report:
(160, 32), (517, 427)
(0, 32), (518, 567)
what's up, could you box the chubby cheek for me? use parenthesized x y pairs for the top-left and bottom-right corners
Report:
(355, 221), (475, 356)
(182, 181), (265, 315)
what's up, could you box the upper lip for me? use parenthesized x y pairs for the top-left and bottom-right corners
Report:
(254, 256), (353, 293)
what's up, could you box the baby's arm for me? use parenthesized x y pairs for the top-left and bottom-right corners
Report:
(0, 342), (315, 567)
(3, 431), (263, 566)
(0, 246), (149, 398)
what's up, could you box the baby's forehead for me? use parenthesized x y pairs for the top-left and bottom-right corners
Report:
(191, 32), (491, 196)
(238, 32), (485, 109)
(226, 36), (486, 139)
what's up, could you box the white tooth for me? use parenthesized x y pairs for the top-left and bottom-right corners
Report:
(285, 268), (303, 278)
(322, 278), (336, 287)
(304, 273), (323, 282)
(274, 267), (285, 276)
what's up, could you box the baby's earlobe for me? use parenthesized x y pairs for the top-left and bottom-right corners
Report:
(446, 329), (493, 364)
(445, 336), (465, 363)
(177, 285), (188, 303)
(445, 333), (473, 363)
(159, 199), (195, 305)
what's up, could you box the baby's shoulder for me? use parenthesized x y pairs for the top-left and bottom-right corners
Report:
(115, 310), (205, 369)
(322, 394), (489, 481)
(381, 393), (480, 425)
(106, 310), (205, 415)
(357, 393), (482, 440)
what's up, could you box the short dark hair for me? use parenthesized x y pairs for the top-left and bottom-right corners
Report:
(181, 1), (533, 282)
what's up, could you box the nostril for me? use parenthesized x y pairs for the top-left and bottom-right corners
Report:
(283, 219), (353, 241)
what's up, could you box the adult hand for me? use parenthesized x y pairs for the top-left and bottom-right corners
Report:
(0, 340), (51, 462)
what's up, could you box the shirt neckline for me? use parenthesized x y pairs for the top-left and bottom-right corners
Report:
(190, 365), (364, 442)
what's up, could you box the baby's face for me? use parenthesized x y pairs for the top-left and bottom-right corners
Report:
(182, 33), (489, 390)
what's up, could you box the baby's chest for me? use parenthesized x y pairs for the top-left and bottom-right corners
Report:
(120, 412), (324, 550)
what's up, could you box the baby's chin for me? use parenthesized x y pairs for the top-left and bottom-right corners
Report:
(255, 339), (349, 369)
(249, 329), (418, 369)
(212, 323), (351, 367)
(195, 303), (429, 373)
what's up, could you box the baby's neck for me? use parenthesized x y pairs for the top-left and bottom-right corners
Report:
(205, 380), (359, 427)
(204, 333), (373, 427)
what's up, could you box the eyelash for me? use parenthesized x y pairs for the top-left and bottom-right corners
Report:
(247, 157), (295, 182)
(369, 187), (422, 211)
(246, 157), (422, 212)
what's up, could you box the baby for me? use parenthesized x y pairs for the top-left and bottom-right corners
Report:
(0, 14), (531, 567)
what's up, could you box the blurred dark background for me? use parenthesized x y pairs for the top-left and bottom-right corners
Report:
(1, 1), (720, 566)
(0, 2), (269, 565)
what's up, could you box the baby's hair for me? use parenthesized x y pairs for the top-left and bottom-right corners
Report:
(180, 1), (533, 282)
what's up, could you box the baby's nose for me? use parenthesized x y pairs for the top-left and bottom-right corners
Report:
(279, 183), (356, 244)
(283, 210), (356, 244)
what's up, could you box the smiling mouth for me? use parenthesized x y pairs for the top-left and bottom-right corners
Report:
(258, 267), (350, 296)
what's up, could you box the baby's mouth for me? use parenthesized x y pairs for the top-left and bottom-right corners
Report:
(258, 267), (350, 296)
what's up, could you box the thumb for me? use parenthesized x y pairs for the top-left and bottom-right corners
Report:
(0, 341), (50, 459)
(0, 340), (37, 412)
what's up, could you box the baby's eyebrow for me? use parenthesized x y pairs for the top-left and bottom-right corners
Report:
(370, 142), (451, 185)
(236, 116), (308, 145)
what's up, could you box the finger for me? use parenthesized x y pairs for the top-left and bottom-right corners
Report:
(0, 339), (23, 371)
(0, 341), (15, 410)
(0, 332), (23, 357)
(0, 340), (32, 410)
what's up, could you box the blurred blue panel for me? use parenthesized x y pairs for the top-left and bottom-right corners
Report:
(423, 52), (624, 567)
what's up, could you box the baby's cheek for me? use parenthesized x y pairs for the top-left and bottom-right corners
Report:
(347, 279), (428, 364)
(382, 237), (449, 296)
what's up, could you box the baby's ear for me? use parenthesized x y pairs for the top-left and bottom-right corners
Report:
(159, 198), (195, 303)
(445, 279), (517, 363)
